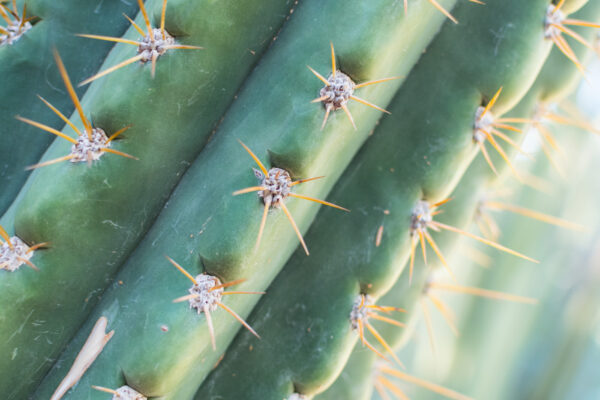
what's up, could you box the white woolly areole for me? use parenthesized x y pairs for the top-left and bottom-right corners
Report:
(254, 167), (292, 207)
(113, 386), (146, 400)
(0, 20), (32, 46)
(188, 274), (223, 313)
(70, 128), (110, 163)
(473, 106), (494, 143)
(544, 5), (565, 39)
(0, 236), (32, 272)
(350, 294), (373, 330)
(137, 28), (175, 62)
(411, 200), (432, 234)
(320, 71), (355, 110)
(288, 394), (311, 400)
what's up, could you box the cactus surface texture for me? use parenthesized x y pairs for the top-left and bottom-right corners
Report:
(1, 0), (600, 399)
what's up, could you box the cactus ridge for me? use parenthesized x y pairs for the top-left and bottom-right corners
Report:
(316, 3), (600, 396)
(0, 0), (302, 397)
(32, 0), (454, 398)
(191, 0), (562, 398)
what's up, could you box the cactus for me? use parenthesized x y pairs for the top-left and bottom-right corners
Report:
(316, 2), (600, 397)
(1, 0), (599, 399)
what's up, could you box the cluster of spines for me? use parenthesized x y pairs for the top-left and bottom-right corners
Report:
(0, 0), (33, 46)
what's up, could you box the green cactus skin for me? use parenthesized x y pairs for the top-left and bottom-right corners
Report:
(0, 0), (139, 215)
(190, 1), (566, 399)
(0, 0), (304, 397)
(318, 2), (600, 396)
(31, 0), (455, 399)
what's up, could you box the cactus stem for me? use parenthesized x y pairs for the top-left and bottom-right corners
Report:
(51, 317), (114, 400)
(378, 365), (474, 400)
(78, 0), (202, 85)
(167, 256), (261, 347)
(308, 43), (399, 130)
(351, 295), (405, 367)
(236, 141), (346, 254)
(92, 385), (147, 400)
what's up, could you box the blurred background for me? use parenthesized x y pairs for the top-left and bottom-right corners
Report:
(391, 55), (600, 400)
